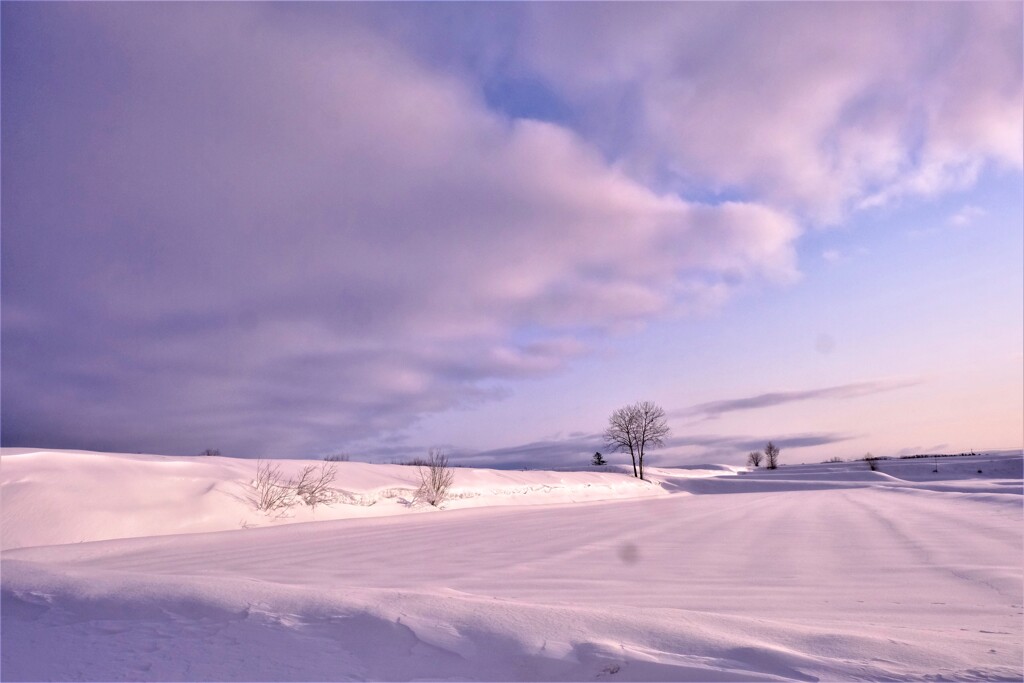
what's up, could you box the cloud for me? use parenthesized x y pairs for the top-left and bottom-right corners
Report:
(948, 204), (987, 228)
(4, 4), (1018, 460)
(658, 433), (857, 464)
(518, 3), (1023, 221)
(909, 204), (987, 238)
(445, 431), (855, 469)
(449, 435), (603, 469)
(897, 444), (950, 457)
(2, 4), (799, 457)
(685, 379), (922, 419)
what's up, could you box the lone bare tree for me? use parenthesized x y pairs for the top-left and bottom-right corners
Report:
(764, 441), (780, 470)
(864, 452), (879, 471)
(413, 448), (455, 507)
(747, 450), (763, 468)
(604, 401), (670, 480)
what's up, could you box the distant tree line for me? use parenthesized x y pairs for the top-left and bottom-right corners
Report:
(900, 451), (979, 459)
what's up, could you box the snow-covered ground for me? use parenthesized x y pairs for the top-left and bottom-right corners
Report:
(0, 450), (681, 551)
(2, 449), (1021, 681)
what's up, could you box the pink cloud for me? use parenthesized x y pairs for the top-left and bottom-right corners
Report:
(521, 3), (1022, 222)
(4, 4), (801, 456)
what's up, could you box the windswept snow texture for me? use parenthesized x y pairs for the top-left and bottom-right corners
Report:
(2, 450), (1021, 681)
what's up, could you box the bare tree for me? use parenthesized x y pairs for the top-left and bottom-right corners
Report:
(604, 401), (670, 480)
(592, 452), (607, 466)
(249, 461), (339, 513)
(413, 448), (454, 507)
(764, 441), (780, 470)
(747, 450), (763, 468)
(250, 460), (297, 513)
(605, 406), (639, 477)
(293, 462), (339, 509)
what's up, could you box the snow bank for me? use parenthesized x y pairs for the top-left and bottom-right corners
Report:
(2, 449), (1021, 681)
(0, 450), (673, 550)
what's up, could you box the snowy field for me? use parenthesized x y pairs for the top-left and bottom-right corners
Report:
(1, 449), (1021, 681)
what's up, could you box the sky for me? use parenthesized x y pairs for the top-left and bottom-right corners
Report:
(2, 2), (1022, 467)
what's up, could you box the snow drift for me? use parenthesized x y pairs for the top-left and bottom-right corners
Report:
(2, 449), (1021, 681)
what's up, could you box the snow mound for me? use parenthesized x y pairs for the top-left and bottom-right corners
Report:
(1, 450), (679, 550)
(2, 449), (1020, 681)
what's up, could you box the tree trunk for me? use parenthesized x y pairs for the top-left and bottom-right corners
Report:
(629, 446), (637, 477)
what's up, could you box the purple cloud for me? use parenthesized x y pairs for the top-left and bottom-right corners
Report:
(2, 4), (799, 457)
(685, 379), (923, 419)
(3, 3), (1017, 460)
(443, 431), (855, 469)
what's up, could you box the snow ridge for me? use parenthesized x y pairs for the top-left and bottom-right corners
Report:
(2, 449), (1021, 681)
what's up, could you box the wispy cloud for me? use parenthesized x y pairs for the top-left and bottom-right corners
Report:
(909, 204), (988, 239)
(821, 246), (869, 263)
(660, 433), (857, 464)
(449, 435), (603, 469)
(685, 379), (922, 419)
(443, 431), (856, 469)
(948, 204), (987, 228)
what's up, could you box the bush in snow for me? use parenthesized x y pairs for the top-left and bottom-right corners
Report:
(747, 450), (763, 467)
(293, 463), (339, 509)
(249, 461), (339, 514)
(251, 460), (298, 513)
(413, 449), (454, 508)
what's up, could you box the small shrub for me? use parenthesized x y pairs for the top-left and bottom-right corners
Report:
(394, 457), (429, 467)
(592, 452), (607, 466)
(200, 448), (221, 456)
(250, 460), (297, 513)
(824, 456), (844, 463)
(293, 462), (339, 509)
(249, 460), (339, 514)
(413, 449), (454, 508)
(747, 450), (764, 467)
